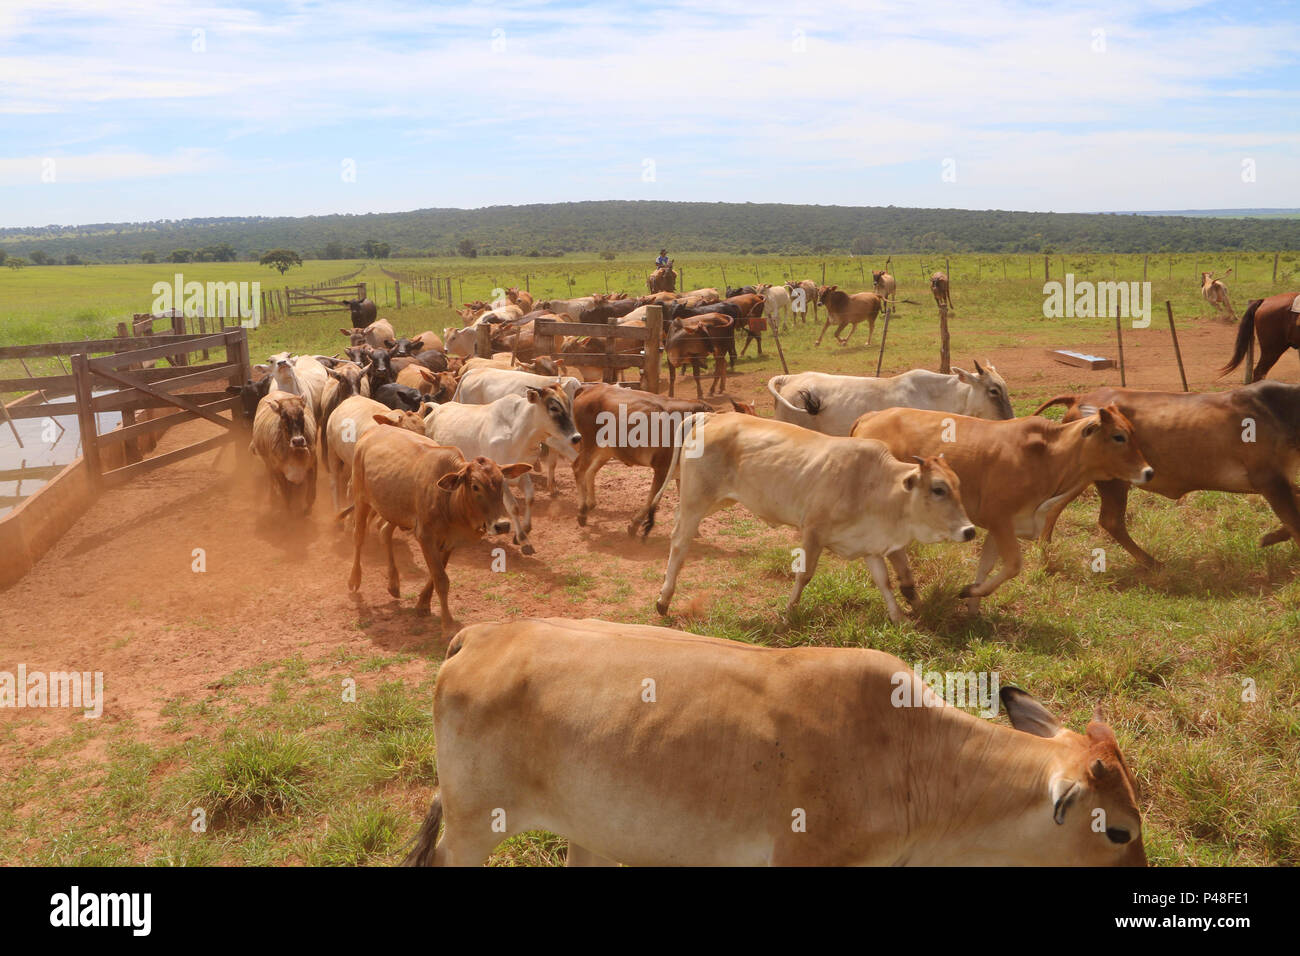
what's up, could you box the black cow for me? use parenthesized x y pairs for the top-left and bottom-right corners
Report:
(344, 297), (378, 326)
(374, 383), (425, 412)
(225, 376), (272, 426)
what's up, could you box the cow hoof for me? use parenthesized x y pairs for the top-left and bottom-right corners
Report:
(958, 584), (975, 599)
(387, 585), (401, 599)
(415, 606), (431, 617)
(577, 513), (587, 527)
(655, 599), (670, 616)
(1260, 528), (1290, 547)
(900, 585), (918, 604)
(521, 543), (536, 556)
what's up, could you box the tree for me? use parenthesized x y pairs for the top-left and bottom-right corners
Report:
(0, 249), (6, 267)
(168, 249), (193, 263)
(324, 240), (344, 260)
(65, 253), (83, 265)
(140, 251), (157, 263)
(361, 239), (390, 259)
(6, 256), (26, 270)
(260, 249), (303, 274)
(29, 250), (51, 265)
(457, 238), (478, 258)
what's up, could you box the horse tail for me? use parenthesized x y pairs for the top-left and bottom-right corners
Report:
(1220, 298), (1263, 375)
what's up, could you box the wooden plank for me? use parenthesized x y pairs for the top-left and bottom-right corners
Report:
(95, 397), (239, 448)
(1, 359), (236, 395)
(553, 353), (645, 368)
(643, 305), (662, 393)
(88, 364), (237, 430)
(100, 432), (233, 488)
(534, 320), (649, 340)
(88, 332), (229, 371)
(70, 353), (102, 488)
(88, 363), (240, 411)
(1046, 349), (1115, 370)
(0, 333), (208, 361)
(0, 463), (66, 482)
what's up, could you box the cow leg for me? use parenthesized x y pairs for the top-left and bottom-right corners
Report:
(958, 533), (1001, 613)
(348, 495), (370, 592)
(815, 317), (834, 346)
(727, 336), (737, 371)
(887, 549), (918, 604)
(382, 520), (401, 599)
(786, 534), (824, 614)
(959, 524), (1021, 604)
(709, 354), (725, 396)
(414, 535), (452, 623)
(503, 482), (535, 556)
(754, 332), (763, 356)
(1095, 479), (1156, 567)
(1252, 472), (1300, 549)
(655, 501), (707, 615)
(839, 323), (856, 346)
(303, 464), (317, 516)
(865, 554), (906, 623)
(691, 360), (704, 400)
(667, 362), (676, 397)
(633, 456), (671, 538)
(509, 474), (534, 546)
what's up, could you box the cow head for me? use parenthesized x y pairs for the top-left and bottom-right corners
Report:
(953, 361), (1014, 420)
(1078, 404), (1153, 485)
(264, 393), (313, 452)
(872, 270), (885, 282)
(340, 327), (368, 346)
(816, 285), (837, 304)
(366, 348), (395, 388)
(225, 376), (272, 426)
(444, 326), (478, 358)
(1001, 688), (1146, 866)
(371, 410), (426, 434)
(901, 454), (976, 545)
(436, 456), (532, 536)
(526, 384), (582, 459)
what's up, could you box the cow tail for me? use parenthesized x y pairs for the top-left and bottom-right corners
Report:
(1219, 299), (1262, 375)
(767, 376), (813, 417)
(1032, 395), (1080, 417)
(400, 790), (443, 866)
(647, 411), (705, 518)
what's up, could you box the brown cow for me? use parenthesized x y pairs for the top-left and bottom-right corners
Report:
(1035, 383), (1300, 565)
(397, 364), (457, 402)
(665, 313), (734, 399)
(505, 288), (534, 313)
(722, 293), (766, 357)
(872, 270), (896, 301)
(571, 383), (751, 536)
(815, 286), (885, 346)
(344, 426), (530, 624)
(930, 271), (952, 310)
(339, 318), (396, 350)
(851, 406), (1152, 611)
(250, 391), (318, 515)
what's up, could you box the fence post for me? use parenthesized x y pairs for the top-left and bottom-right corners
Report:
(71, 353), (102, 490)
(1274, 252), (1280, 285)
(170, 312), (189, 367)
(475, 323), (493, 358)
(604, 316), (618, 384)
(938, 304), (951, 374)
(643, 305), (662, 393)
(395, 281), (402, 309)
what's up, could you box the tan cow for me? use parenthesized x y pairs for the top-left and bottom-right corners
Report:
(344, 426), (530, 624)
(1200, 271), (1234, 318)
(339, 318), (396, 350)
(250, 390), (317, 515)
(652, 413), (975, 621)
(930, 271), (952, 309)
(872, 269), (896, 301)
(815, 286), (885, 346)
(322, 394), (425, 512)
(397, 364), (457, 402)
(404, 617), (1146, 867)
(851, 406), (1152, 611)
(785, 279), (817, 323)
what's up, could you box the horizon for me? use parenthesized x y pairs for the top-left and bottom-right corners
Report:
(3, 0), (1299, 229)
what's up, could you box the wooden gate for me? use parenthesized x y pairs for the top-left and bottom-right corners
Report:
(532, 305), (664, 391)
(70, 327), (250, 489)
(286, 282), (367, 317)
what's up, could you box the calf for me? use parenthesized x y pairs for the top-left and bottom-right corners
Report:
(652, 414), (975, 621)
(665, 313), (734, 399)
(851, 406), (1152, 611)
(250, 390), (318, 515)
(815, 286), (885, 346)
(1035, 383), (1300, 564)
(872, 269), (896, 300)
(722, 293), (766, 357)
(339, 317), (395, 350)
(769, 363), (1014, 435)
(404, 617), (1145, 867)
(374, 383), (425, 412)
(345, 426), (528, 624)
(571, 383), (750, 537)
(423, 385), (581, 552)
(226, 375), (272, 427)
(1200, 271), (1234, 318)
(322, 394), (425, 511)
(786, 279), (818, 323)
(931, 271), (953, 310)
(397, 364), (457, 402)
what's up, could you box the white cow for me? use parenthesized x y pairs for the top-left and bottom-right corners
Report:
(255, 353), (329, 422)
(756, 284), (792, 333)
(768, 363), (1014, 436)
(423, 385), (581, 552)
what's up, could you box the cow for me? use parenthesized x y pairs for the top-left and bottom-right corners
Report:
(442, 324), (480, 358)
(402, 618), (1145, 867)
(754, 283), (791, 333)
(225, 375), (272, 427)
(423, 386), (581, 553)
(647, 262), (676, 294)
(930, 271), (953, 310)
(505, 288), (534, 313)
(850, 406), (1152, 612)
(651, 413), (974, 621)
(815, 286), (885, 346)
(340, 317), (395, 350)
(1200, 271), (1234, 319)
(359, 346), (396, 392)
(665, 313), (734, 399)
(786, 279), (817, 323)
(391, 332), (443, 358)
(768, 363), (1015, 435)
(319, 360), (371, 434)
(374, 383), (426, 413)
(722, 292), (766, 358)
(536, 297), (598, 321)
(397, 364), (458, 402)
(256, 353), (329, 421)
(250, 390), (318, 516)
(344, 297), (378, 327)
(872, 270), (896, 301)
(322, 394), (426, 512)
(344, 426), (529, 624)
(1034, 383), (1300, 565)
(571, 383), (750, 537)
(677, 287), (720, 306)
(392, 348), (451, 376)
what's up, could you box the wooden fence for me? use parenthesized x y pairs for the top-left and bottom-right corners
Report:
(285, 282), (367, 317)
(532, 304), (664, 391)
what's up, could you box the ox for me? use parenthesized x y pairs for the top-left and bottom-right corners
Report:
(931, 272), (953, 310)
(815, 286), (885, 346)
(344, 426), (528, 624)
(652, 414), (974, 621)
(250, 390), (317, 515)
(340, 317), (395, 350)
(344, 297), (378, 327)
(872, 270), (896, 300)
(400, 617), (1145, 866)
(769, 364), (1014, 435)
(1200, 272), (1234, 319)
(322, 394), (425, 511)
(851, 406), (1152, 612)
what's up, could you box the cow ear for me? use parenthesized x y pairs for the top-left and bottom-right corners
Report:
(225, 385), (241, 395)
(1082, 415), (1102, 437)
(1001, 687), (1063, 738)
(372, 414), (394, 426)
(436, 468), (465, 491)
(500, 462), (532, 479)
(525, 387), (543, 403)
(902, 467), (920, 491)
(339, 328), (351, 335)
(253, 363), (269, 374)
(951, 366), (973, 383)
(1051, 777), (1083, 825)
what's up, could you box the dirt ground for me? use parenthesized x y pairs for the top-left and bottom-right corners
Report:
(1, 317), (1293, 783)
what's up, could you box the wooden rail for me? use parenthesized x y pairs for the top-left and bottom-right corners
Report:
(532, 305), (664, 391)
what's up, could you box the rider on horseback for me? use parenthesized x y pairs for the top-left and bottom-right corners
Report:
(655, 249), (670, 269)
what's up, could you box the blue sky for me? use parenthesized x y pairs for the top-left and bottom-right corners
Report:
(1, 0), (1298, 227)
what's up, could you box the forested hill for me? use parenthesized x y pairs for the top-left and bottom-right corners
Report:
(4, 201), (1299, 263)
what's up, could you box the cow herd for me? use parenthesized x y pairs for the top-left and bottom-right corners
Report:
(221, 275), (1300, 867)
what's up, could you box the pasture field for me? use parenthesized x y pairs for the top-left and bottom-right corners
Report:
(1, 253), (1299, 866)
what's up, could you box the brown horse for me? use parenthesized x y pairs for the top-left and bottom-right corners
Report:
(1220, 292), (1300, 381)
